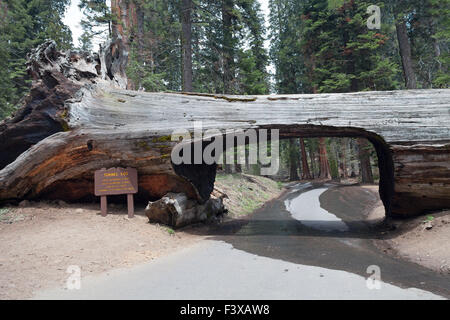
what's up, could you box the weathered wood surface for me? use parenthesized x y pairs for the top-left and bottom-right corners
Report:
(69, 88), (450, 145)
(0, 41), (449, 218)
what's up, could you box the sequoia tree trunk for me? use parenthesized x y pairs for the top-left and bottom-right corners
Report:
(299, 138), (312, 180)
(396, 20), (417, 89)
(289, 139), (299, 181)
(340, 138), (348, 178)
(358, 138), (374, 184)
(136, 5), (145, 65)
(318, 138), (331, 180)
(309, 141), (316, 179)
(181, 0), (193, 92)
(222, 0), (234, 94)
(111, 0), (139, 90)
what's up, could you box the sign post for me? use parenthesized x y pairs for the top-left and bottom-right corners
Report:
(94, 167), (138, 218)
(101, 195), (107, 217)
(127, 194), (134, 218)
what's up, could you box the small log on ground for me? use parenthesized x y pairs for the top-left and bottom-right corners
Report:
(145, 193), (225, 228)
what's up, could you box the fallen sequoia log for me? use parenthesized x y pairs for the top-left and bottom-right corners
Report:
(0, 41), (449, 218)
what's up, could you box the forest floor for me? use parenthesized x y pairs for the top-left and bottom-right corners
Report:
(364, 185), (450, 276)
(0, 173), (283, 299)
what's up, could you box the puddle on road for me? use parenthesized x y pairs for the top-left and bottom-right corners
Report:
(284, 187), (349, 232)
(287, 182), (313, 193)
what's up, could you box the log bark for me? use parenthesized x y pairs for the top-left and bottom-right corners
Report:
(0, 41), (449, 219)
(145, 192), (225, 228)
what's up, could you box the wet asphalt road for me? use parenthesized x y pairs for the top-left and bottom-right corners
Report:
(34, 183), (450, 299)
(212, 182), (450, 298)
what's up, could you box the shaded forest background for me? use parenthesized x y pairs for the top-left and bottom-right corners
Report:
(0, 0), (448, 183)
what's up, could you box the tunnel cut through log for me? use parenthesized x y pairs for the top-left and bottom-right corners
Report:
(275, 125), (394, 216)
(170, 125), (394, 215)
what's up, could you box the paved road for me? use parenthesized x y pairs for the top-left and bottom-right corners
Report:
(34, 183), (449, 299)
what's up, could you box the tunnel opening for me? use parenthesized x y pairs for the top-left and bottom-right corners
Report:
(171, 124), (394, 218)
(274, 124), (394, 218)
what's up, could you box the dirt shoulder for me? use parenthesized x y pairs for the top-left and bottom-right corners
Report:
(376, 209), (450, 275)
(361, 186), (450, 276)
(0, 173), (283, 299)
(0, 203), (204, 299)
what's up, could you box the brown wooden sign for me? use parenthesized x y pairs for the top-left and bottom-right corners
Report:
(94, 167), (138, 218)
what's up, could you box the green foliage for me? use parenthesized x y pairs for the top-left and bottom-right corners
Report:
(192, 0), (269, 94)
(123, 0), (181, 91)
(126, 46), (167, 92)
(328, 0), (345, 10)
(304, 1), (399, 93)
(269, 0), (309, 93)
(115, 0), (269, 94)
(236, 49), (269, 94)
(165, 227), (175, 235)
(269, 0), (409, 94)
(429, 0), (449, 88)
